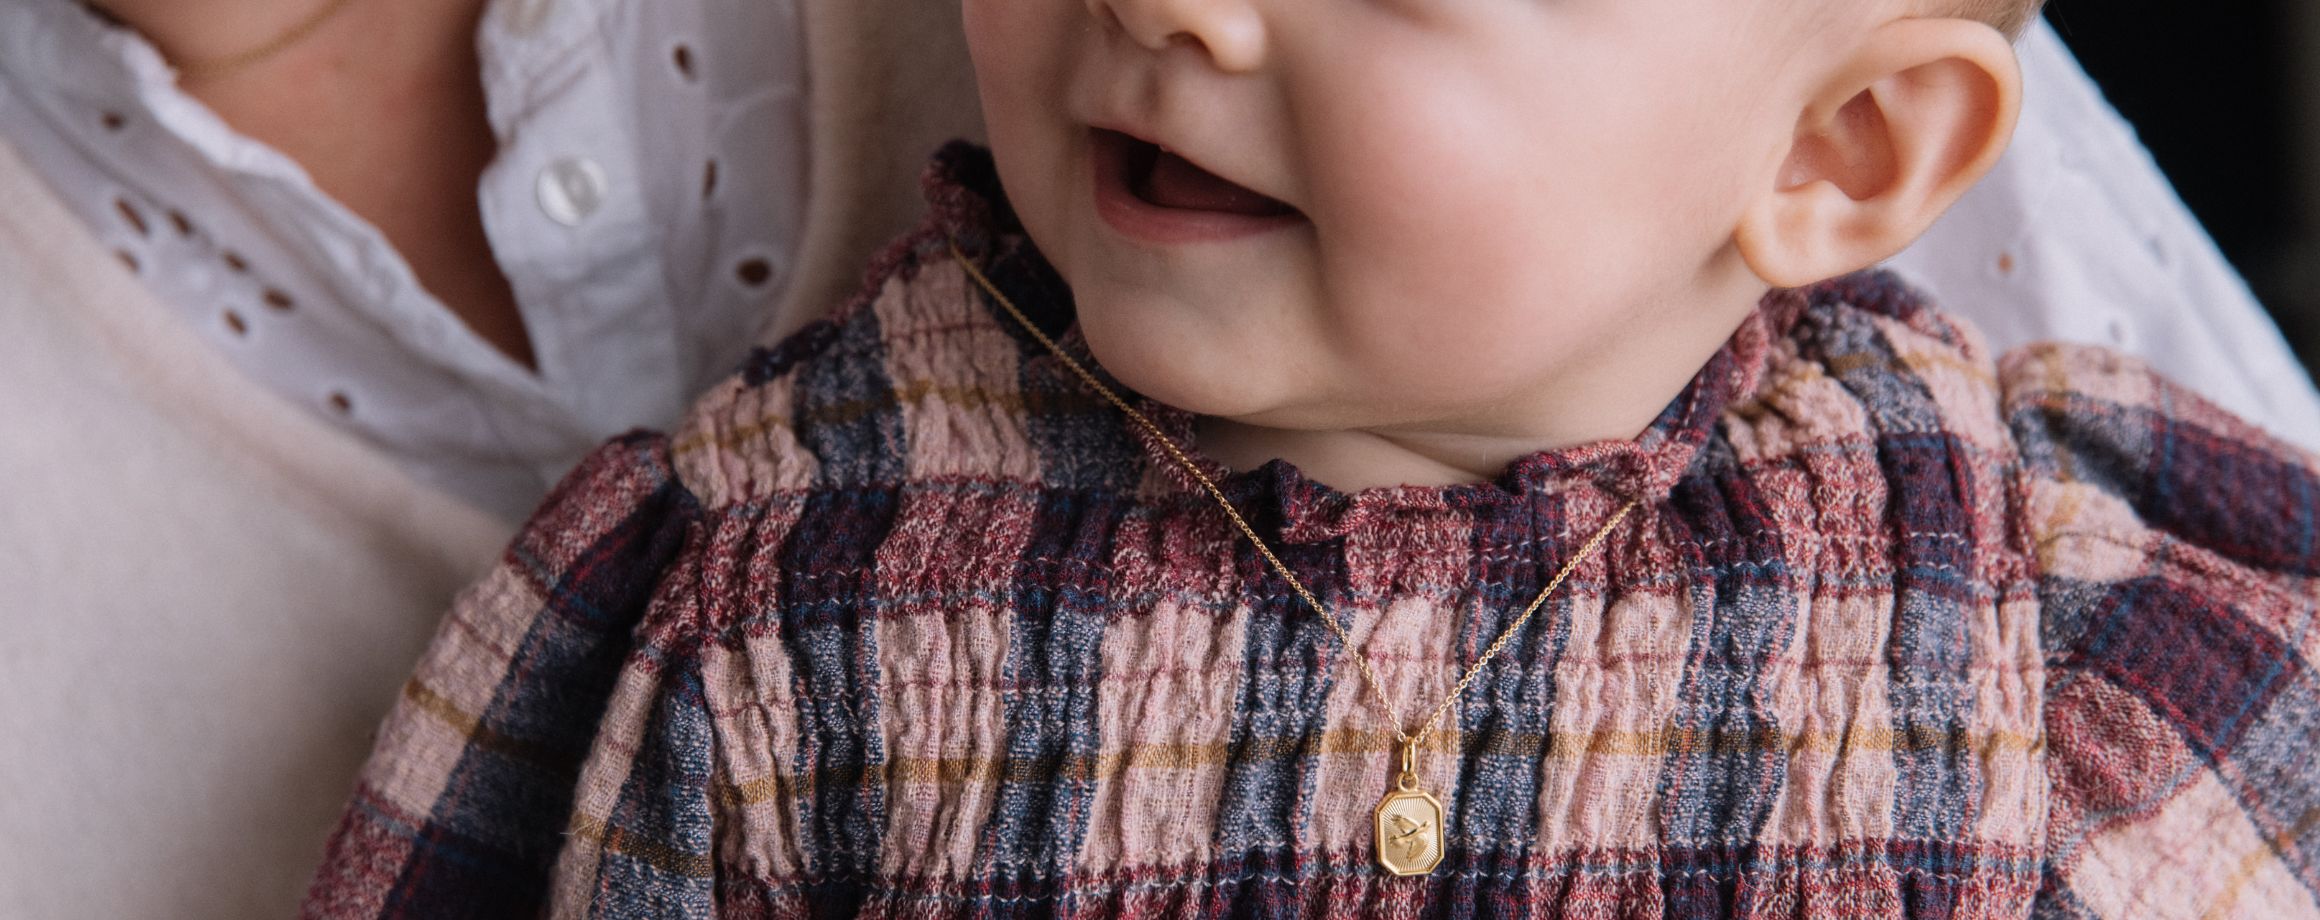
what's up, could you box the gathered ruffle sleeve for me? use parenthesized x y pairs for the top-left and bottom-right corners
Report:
(300, 432), (721, 918)
(2007, 341), (2320, 918)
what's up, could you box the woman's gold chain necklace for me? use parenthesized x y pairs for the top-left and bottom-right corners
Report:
(113, 0), (363, 82)
(950, 241), (1636, 876)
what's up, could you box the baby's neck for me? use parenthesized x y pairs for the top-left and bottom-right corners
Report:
(1190, 305), (1754, 493)
(1195, 420), (1558, 490)
(1197, 398), (1675, 492)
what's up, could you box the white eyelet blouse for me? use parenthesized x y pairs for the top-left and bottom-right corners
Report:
(0, 0), (810, 520)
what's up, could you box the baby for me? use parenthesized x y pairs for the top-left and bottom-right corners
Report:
(304, 0), (2320, 917)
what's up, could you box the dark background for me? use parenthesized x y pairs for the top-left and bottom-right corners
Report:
(2049, 0), (2320, 373)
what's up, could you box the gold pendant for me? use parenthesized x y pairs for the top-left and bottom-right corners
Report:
(1374, 741), (1445, 876)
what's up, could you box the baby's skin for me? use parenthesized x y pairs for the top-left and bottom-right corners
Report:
(964, 0), (2023, 490)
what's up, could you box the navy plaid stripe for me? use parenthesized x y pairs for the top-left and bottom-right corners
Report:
(975, 490), (1122, 886)
(1811, 305), (1985, 845)
(587, 663), (717, 916)
(388, 440), (698, 918)
(795, 302), (907, 488)
(2144, 404), (2320, 576)
(1657, 438), (1798, 858)
(1213, 514), (1354, 865)
(777, 486), (902, 887)
(1447, 490), (1572, 878)
(2227, 668), (2320, 895)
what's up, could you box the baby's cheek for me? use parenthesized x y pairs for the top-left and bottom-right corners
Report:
(1302, 92), (1645, 296)
(960, 3), (1072, 136)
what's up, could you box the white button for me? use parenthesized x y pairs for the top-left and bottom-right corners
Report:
(537, 157), (608, 227)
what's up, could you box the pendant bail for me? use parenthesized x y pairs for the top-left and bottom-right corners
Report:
(1397, 738), (1420, 792)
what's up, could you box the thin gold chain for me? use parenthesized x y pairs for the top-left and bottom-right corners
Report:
(160, 0), (363, 81)
(948, 240), (1636, 754)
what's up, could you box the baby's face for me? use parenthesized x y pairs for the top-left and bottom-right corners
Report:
(965, 0), (1840, 436)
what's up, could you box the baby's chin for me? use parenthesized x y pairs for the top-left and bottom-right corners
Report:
(1067, 284), (1432, 432)
(1078, 342), (1393, 439)
(1078, 317), (1497, 439)
(1083, 340), (1276, 419)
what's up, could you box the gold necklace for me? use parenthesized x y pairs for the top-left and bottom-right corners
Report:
(950, 242), (1637, 876)
(110, 0), (364, 82)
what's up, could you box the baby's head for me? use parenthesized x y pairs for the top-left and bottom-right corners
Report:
(962, 0), (2034, 481)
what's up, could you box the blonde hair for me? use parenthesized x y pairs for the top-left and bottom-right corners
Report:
(1945, 0), (2046, 36)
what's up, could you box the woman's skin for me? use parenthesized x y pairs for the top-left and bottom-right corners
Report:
(94, 0), (535, 368)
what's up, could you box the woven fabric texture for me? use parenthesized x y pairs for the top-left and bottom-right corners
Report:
(302, 145), (2320, 919)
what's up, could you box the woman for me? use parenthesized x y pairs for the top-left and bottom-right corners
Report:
(0, 0), (979, 914)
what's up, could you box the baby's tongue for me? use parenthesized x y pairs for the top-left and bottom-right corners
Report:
(1140, 149), (1293, 216)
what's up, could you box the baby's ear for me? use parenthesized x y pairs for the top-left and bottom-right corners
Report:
(1734, 18), (2022, 288)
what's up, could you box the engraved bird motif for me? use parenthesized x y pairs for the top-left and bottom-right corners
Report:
(1386, 812), (1432, 861)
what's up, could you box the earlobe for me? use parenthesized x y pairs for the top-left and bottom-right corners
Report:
(1736, 17), (2023, 289)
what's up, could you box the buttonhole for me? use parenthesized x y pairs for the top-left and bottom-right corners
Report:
(114, 197), (148, 236)
(736, 257), (772, 287)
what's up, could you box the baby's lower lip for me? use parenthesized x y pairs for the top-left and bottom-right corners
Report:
(1088, 129), (1307, 245)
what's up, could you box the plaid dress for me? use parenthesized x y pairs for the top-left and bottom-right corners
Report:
(303, 145), (2320, 919)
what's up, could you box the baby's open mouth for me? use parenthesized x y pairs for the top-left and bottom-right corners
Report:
(1099, 129), (1298, 218)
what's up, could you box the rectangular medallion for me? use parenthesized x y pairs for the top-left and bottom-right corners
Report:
(1374, 788), (1445, 876)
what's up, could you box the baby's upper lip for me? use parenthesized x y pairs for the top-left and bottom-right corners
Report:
(1085, 119), (1178, 159)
